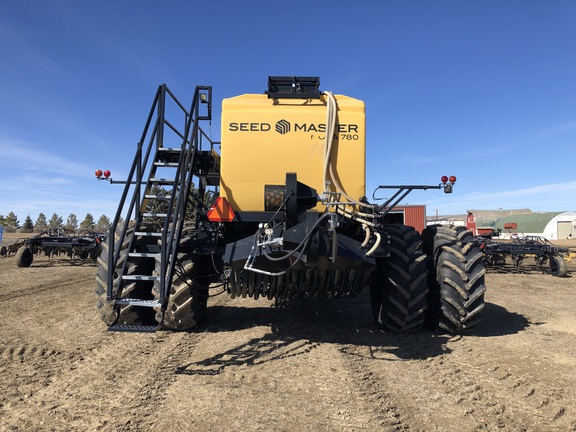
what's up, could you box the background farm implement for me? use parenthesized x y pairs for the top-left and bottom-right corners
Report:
(478, 235), (573, 277)
(0, 228), (107, 267)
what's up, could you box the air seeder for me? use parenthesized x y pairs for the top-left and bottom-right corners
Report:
(96, 76), (486, 334)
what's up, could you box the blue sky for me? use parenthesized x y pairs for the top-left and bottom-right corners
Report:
(1, 1), (575, 225)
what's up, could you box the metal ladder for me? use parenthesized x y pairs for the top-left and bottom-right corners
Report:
(105, 84), (216, 332)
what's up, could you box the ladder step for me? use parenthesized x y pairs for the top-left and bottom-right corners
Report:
(135, 231), (162, 237)
(128, 252), (161, 258)
(150, 178), (175, 184)
(144, 195), (172, 200)
(158, 147), (181, 153)
(108, 324), (158, 333)
(154, 162), (179, 167)
(115, 298), (162, 307)
(142, 212), (168, 217)
(122, 275), (159, 281)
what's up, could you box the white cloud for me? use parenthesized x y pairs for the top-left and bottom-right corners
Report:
(0, 138), (95, 179)
(0, 136), (124, 221)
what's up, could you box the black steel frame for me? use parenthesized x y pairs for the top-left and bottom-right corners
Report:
(2, 228), (106, 258)
(372, 183), (452, 219)
(106, 84), (217, 305)
(478, 236), (569, 268)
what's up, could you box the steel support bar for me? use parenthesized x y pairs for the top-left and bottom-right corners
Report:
(373, 184), (443, 217)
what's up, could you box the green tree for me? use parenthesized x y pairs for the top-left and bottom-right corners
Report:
(96, 215), (111, 232)
(49, 213), (64, 230)
(65, 213), (79, 232)
(0, 214), (5, 226)
(35, 213), (48, 233)
(80, 213), (96, 230)
(21, 215), (34, 233)
(4, 212), (20, 233)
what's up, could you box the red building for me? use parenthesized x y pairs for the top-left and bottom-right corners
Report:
(386, 205), (427, 233)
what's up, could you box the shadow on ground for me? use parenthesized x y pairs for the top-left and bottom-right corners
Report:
(175, 293), (530, 374)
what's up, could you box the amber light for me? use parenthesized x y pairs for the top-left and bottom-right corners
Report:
(95, 169), (103, 178)
(441, 175), (448, 183)
(449, 175), (457, 183)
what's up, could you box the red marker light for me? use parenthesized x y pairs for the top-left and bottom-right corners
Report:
(449, 175), (457, 183)
(441, 175), (448, 183)
(103, 170), (111, 178)
(95, 169), (103, 178)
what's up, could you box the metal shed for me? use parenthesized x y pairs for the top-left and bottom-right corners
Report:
(494, 211), (576, 240)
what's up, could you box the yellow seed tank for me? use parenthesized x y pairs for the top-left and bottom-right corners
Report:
(219, 93), (366, 212)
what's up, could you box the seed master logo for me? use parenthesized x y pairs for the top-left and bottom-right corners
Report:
(275, 119), (290, 135)
(227, 120), (359, 138)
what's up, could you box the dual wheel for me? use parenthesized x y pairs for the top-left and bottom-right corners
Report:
(370, 224), (486, 334)
(95, 228), (211, 330)
(153, 250), (210, 330)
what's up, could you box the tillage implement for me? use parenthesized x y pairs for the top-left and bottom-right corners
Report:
(96, 76), (486, 334)
(2, 228), (106, 267)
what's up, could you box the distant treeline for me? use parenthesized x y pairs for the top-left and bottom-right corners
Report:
(0, 212), (111, 233)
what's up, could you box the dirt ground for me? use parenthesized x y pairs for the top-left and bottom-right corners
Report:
(0, 234), (575, 431)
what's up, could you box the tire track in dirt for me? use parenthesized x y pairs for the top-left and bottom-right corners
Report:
(451, 334), (576, 430)
(298, 272), (576, 432)
(0, 328), (202, 431)
(311, 295), (418, 431)
(0, 273), (95, 301)
(0, 334), (85, 426)
(267, 290), (576, 432)
(337, 347), (411, 430)
(338, 328), (576, 431)
(0, 256), (96, 299)
(0, 341), (65, 362)
(148, 294), (411, 431)
(0, 255), (178, 430)
(308, 295), (431, 431)
(0, 288), (235, 431)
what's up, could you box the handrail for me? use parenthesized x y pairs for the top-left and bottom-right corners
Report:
(160, 86), (208, 304)
(107, 84), (214, 303)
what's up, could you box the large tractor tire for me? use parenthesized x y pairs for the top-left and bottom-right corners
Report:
(95, 227), (156, 326)
(422, 225), (486, 334)
(16, 246), (33, 268)
(155, 252), (210, 330)
(369, 225), (429, 332)
(95, 238), (118, 325)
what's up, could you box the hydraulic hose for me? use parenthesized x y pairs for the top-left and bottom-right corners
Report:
(243, 213), (334, 277)
(323, 91), (374, 210)
(322, 91), (382, 255)
(262, 212), (331, 262)
(361, 224), (371, 248)
(322, 91), (336, 190)
(365, 232), (381, 256)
